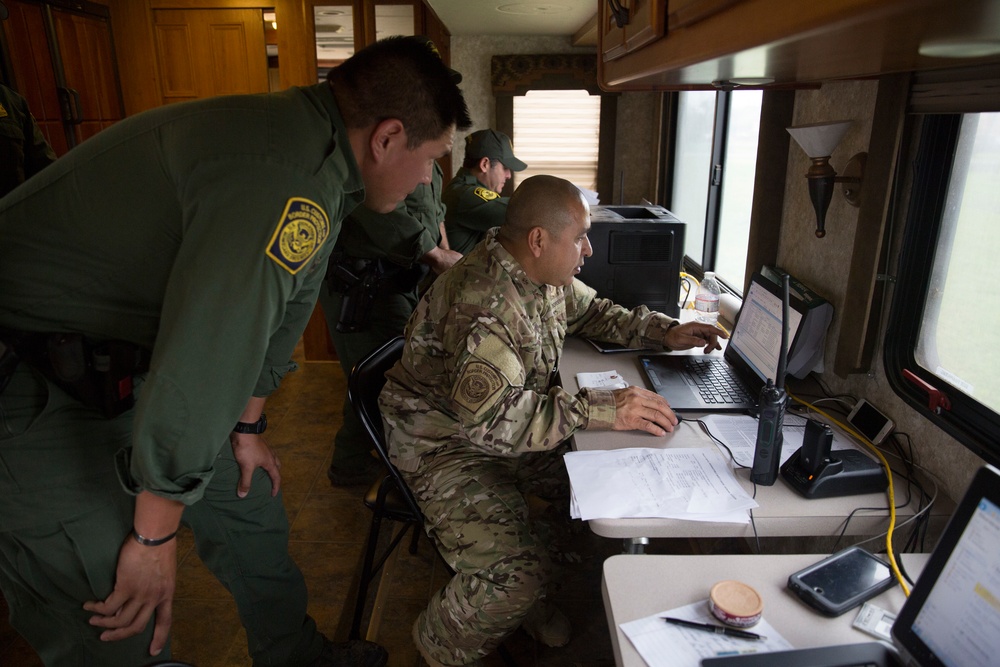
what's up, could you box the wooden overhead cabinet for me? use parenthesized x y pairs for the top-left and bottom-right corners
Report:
(598, 0), (1000, 90)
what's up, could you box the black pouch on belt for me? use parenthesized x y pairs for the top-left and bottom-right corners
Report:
(42, 333), (148, 418)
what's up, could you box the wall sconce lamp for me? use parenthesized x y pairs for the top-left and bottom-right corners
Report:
(786, 121), (867, 238)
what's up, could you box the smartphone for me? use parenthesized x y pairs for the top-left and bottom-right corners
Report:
(846, 399), (894, 445)
(787, 546), (896, 617)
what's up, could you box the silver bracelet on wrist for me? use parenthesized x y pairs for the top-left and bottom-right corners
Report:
(132, 527), (178, 547)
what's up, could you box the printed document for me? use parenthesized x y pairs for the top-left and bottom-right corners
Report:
(620, 600), (793, 667)
(564, 447), (757, 522)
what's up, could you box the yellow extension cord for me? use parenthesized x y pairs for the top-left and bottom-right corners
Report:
(787, 389), (911, 597)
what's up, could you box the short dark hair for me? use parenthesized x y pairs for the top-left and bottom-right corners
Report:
(328, 35), (471, 148)
(503, 175), (585, 239)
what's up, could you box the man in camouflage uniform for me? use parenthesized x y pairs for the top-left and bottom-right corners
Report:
(379, 175), (726, 666)
(320, 159), (462, 486)
(441, 129), (526, 255)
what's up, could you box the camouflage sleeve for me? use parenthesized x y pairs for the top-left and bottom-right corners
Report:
(446, 321), (607, 455)
(564, 279), (679, 350)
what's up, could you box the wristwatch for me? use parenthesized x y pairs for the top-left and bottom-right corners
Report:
(233, 413), (267, 434)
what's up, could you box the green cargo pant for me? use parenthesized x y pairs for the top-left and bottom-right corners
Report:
(402, 442), (571, 665)
(0, 364), (323, 666)
(318, 285), (417, 473)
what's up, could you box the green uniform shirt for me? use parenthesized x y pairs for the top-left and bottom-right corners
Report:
(379, 227), (677, 472)
(441, 167), (508, 255)
(0, 84), (57, 198)
(0, 82), (364, 502)
(335, 161), (444, 266)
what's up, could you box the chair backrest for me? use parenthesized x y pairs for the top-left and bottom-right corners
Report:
(347, 335), (423, 518)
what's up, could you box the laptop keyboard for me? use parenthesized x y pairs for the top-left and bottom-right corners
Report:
(683, 359), (755, 405)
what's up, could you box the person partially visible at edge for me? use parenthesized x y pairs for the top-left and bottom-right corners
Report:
(0, 82), (57, 197)
(0, 35), (469, 667)
(321, 38), (467, 488)
(441, 128), (527, 255)
(379, 175), (726, 667)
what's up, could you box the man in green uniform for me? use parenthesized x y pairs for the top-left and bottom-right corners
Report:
(442, 129), (527, 255)
(321, 159), (463, 486)
(0, 35), (469, 667)
(0, 82), (57, 197)
(380, 175), (727, 666)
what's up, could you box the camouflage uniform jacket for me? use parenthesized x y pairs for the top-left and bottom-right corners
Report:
(380, 227), (678, 472)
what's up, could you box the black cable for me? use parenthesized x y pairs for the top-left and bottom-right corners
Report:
(692, 418), (747, 468)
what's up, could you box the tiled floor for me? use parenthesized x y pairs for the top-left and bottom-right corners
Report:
(1, 344), (727, 667)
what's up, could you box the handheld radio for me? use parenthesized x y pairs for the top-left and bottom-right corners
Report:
(750, 274), (790, 486)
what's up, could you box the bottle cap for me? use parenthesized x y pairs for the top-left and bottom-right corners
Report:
(708, 580), (763, 627)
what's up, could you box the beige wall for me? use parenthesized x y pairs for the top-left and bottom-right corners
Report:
(777, 80), (983, 503)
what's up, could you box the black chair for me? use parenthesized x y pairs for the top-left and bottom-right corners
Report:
(347, 336), (520, 666)
(347, 335), (424, 641)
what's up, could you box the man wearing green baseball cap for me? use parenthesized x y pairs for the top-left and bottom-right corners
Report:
(442, 129), (527, 255)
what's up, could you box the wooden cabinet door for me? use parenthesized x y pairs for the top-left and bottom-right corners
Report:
(623, 0), (665, 53)
(1, 0), (67, 154)
(2, 0), (121, 154)
(50, 6), (124, 145)
(599, 0), (629, 61)
(153, 8), (269, 105)
(667, 0), (744, 31)
(599, 0), (666, 62)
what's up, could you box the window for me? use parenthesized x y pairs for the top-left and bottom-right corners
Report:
(885, 111), (1000, 465)
(668, 90), (762, 291)
(513, 89), (601, 194)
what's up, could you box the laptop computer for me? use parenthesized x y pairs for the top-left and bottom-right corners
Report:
(702, 463), (1000, 666)
(638, 272), (806, 412)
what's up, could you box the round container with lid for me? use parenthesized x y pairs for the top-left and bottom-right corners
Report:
(708, 580), (763, 628)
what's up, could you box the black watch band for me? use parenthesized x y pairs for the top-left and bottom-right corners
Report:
(233, 413), (267, 434)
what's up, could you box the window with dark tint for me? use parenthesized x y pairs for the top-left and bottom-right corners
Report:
(885, 111), (1000, 465)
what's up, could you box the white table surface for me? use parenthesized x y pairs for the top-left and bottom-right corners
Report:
(561, 335), (950, 540)
(602, 552), (929, 667)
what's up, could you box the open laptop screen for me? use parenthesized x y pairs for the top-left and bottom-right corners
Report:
(724, 275), (804, 387)
(893, 464), (1000, 667)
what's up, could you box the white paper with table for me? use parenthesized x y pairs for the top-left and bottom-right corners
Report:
(563, 447), (757, 522)
(619, 600), (793, 667)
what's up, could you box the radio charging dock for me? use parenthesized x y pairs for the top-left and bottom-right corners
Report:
(780, 420), (888, 499)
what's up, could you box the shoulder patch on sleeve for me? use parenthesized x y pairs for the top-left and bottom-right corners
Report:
(266, 197), (331, 274)
(452, 360), (507, 417)
(473, 186), (499, 202)
(450, 334), (524, 419)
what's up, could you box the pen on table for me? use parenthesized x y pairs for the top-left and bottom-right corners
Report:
(661, 617), (766, 640)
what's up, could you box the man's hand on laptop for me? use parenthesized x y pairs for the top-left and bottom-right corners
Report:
(611, 386), (679, 436)
(664, 322), (727, 354)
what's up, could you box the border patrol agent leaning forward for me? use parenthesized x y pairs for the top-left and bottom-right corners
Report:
(441, 129), (527, 255)
(380, 175), (726, 667)
(321, 48), (467, 487)
(0, 82), (57, 198)
(0, 35), (469, 667)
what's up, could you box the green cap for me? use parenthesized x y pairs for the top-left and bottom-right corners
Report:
(464, 130), (527, 171)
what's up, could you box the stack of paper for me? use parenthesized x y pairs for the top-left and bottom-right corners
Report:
(563, 447), (757, 523)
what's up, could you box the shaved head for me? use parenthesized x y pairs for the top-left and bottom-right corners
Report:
(500, 175), (588, 242)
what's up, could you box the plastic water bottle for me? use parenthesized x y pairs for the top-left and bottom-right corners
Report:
(694, 272), (721, 324)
